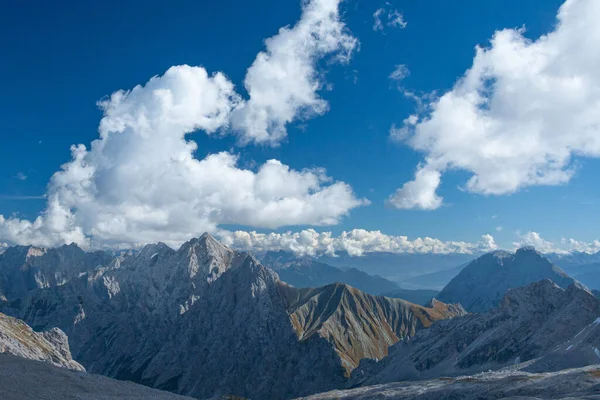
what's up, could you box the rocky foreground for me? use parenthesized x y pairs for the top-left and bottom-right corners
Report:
(298, 364), (600, 399)
(0, 354), (195, 400)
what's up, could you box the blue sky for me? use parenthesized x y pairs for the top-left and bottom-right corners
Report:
(1, 0), (599, 253)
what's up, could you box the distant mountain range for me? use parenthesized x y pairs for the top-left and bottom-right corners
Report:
(315, 251), (476, 283)
(547, 251), (600, 290)
(258, 250), (439, 304)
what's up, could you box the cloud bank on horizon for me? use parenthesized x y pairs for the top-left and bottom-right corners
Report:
(389, 0), (600, 210)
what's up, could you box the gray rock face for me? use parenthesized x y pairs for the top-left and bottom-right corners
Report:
(1, 234), (464, 400)
(350, 280), (600, 387)
(298, 364), (600, 400)
(0, 354), (195, 400)
(437, 248), (579, 312)
(0, 243), (112, 302)
(0, 311), (83, 371)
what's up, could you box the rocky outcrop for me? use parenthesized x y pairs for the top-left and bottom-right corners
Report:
(0, 312), (83, 371)
(437, 247), (580, 312)
(349, 279), (600, 387)
(1, 234), (464, 400)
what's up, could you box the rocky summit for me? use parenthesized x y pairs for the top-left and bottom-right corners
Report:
(0, 234), (464, 400)
(436, 247), (580, 312)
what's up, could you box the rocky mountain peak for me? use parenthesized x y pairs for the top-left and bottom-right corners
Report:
(26, 246), (47, 260)
(177, 233), (234, 281)
(437, 249), (580, 312)
(139, 242), (174, 259)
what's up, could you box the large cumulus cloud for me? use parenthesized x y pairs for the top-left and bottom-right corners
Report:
(390, 0), (600, 209)
(0, 0), (366, 249)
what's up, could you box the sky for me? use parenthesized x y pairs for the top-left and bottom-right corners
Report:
(1, 0), (599, 255)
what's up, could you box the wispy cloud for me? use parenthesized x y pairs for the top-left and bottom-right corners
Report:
(389, 64), (410, 82)
(373, 5), (407, 32)
(15, 172), (27, 181)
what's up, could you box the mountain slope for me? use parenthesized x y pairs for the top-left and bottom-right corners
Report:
(0, 312), (83, 371)
(349, 280), (600, 387)
(437, 248), (579, 312)
(0, 354), (194, 400)
(1, 234), (464, 400)
(281, 283), (464, 373)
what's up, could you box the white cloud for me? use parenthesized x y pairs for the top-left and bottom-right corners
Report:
(15, 172), (27, 181)
(388, 164), (442, 210)
(389, 64), (410, 82)
(220, 229), (498, 256)
(561, 238), (600, 254)
(514, 231), (600, 254)
(231, 0), (357, 145)
(390, 0), (600, 209)
(373, 6), (407, 32)
(514, 232), (557, 253)
(496, 226), (503, 232)
(0, 65), (366, 249)
(0, 0), (367, 249)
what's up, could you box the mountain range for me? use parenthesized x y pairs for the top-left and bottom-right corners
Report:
(315, 251), (476, 285)
(2, 235), (600, 399)
(258, 250), (439, 304)
(0, 234), (463, 399)
(547, 251), (600, 290)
